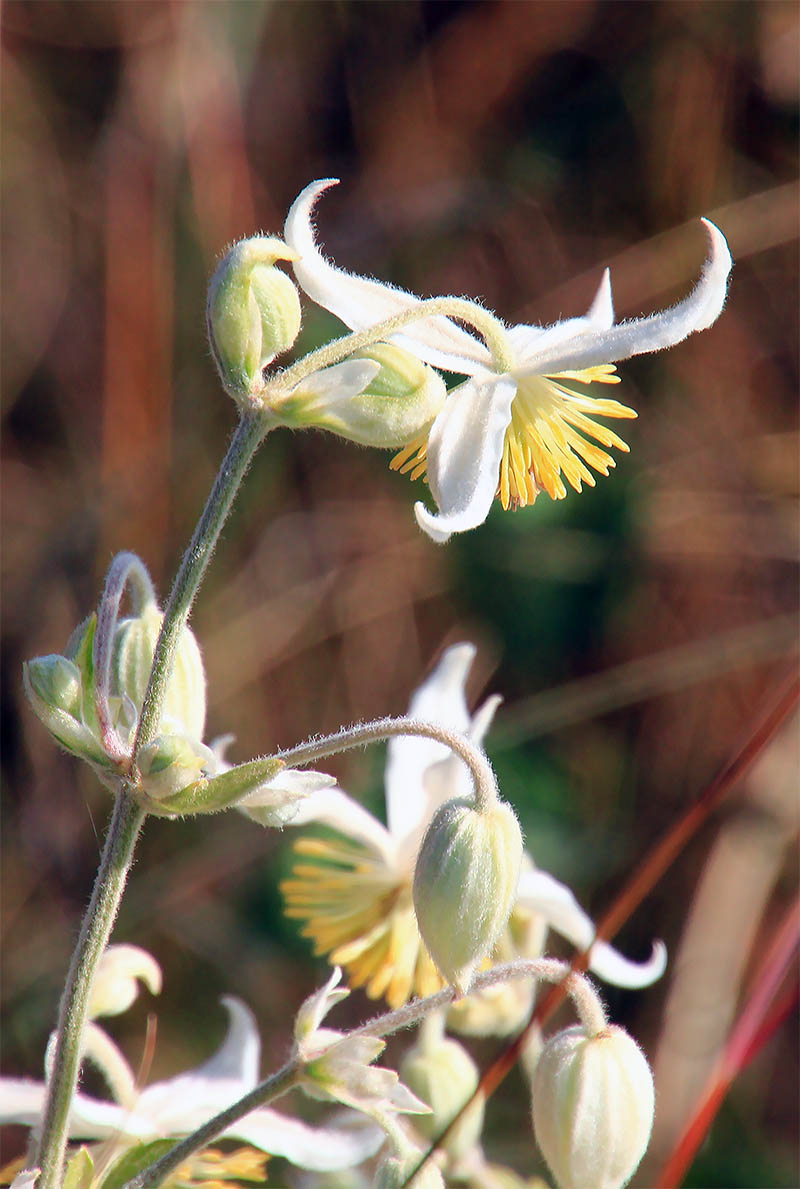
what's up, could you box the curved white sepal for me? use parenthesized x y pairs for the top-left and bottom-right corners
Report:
(283, 785), (397, 865)
(514, 220), (732, 377)
(416, 375), (517, 542)
(284, 180), (491, 373)
(385, 642), (476, 841)
(516, 868), (667, 989)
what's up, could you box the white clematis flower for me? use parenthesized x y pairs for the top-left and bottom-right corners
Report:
(281, 643), (666, 1016)
(0, 996), (382, 1173)
(285, 179), (732, 542)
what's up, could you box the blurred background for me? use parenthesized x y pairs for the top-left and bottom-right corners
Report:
(2, 2), (798, 1184)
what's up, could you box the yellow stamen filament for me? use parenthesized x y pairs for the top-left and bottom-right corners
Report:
(281, 835), (445, 1008)
(390, 364), (636, 511)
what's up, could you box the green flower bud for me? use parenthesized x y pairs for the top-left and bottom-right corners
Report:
(375, 1156), (445, 1189)
(401, 1031), (485, 1160)
(23, 654), (106, 766)
(207, 236), (301, 399)
(272, 341), (446, 448)
(532, 1024), (655, 1189)
(112, 603), (206, 742)
(135, 733), (215, 809)
(413, 796), (523, 994)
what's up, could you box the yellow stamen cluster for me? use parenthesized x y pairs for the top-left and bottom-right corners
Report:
(390, 365), (636, 511)
(389, 431), (428, 480)
(171, 1146), (269, 1188)
(281, 835), (443, 1009)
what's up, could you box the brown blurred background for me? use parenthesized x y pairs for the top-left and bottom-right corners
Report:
(2, 2), (798, 1184)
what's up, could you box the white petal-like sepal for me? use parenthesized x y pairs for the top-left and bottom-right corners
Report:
(516, 868), (667, 989)
(284, 179), (491, 373)
(515, 219), (732, 377)
(416, 375), (518, 543)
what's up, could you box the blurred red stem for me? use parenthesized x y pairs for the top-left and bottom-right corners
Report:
(656, 898), (800, 1188)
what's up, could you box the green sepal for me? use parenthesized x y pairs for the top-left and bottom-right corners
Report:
(144, 754), (285, 818)
(98, 1139), (175, 1189)
(63, 1147), (94, 1189)
(64, 613), (100, 736)
(22, 653), (108, 767)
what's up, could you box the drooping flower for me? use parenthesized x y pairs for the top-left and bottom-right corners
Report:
(280, 643), (666, 1016)
(293, 967), (430, 1121)
(0, 990), (383, 1173)
(284, 179), (732, 542)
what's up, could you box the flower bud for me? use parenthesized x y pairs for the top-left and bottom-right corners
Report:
(413, 796), (523, 994)
(112, 603), (206, 742)
(374, 1156), (445, 1189)
(400, 1031), (485, 1160)
(272, 342), (446, 448)
(207, 236), (301, 399)
(531, 1024), (655, 1189)
(23, 653), (106, 766)
(88, 944), (162, 1018)
(135, 733), (215, 809)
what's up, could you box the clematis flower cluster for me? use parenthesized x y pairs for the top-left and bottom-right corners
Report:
(281, 642), (666, 1024)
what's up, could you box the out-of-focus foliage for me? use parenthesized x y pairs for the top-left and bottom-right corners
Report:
(2, 2), (797, 1183)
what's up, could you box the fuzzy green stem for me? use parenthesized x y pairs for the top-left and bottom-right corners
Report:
(34, 789), (146, 1189)
(36, 412), (269, 1186)
(131, 411), (267, 762)
(278, 715), (499, 812)
(122, 1063), (300, 1189)
(267, 296), (513, 397)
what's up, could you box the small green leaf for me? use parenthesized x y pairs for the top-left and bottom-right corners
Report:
(99, 1140), (175, 1189)
(149, 755), (285, 817)
(63, 1147), (94, 1189)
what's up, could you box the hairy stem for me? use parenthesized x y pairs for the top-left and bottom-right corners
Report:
(122, 1063), (300, 1189)
(35, 413), (269, 1186)
(269, 296), (513, 395)
(132, 412), (267, 762)
(34, 790), (145, 1188)
(278, 715), (499, 812)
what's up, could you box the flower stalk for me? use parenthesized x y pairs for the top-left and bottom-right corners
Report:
(33, 789), (145, 1189)
(278, 715), (500, 813)
(34, 411), (271, 1187)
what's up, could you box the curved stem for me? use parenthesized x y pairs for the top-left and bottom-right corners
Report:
(122, 1063), (300, 1189)
(278, 715), (498, 812)
(36, 413), (270, 1186)
(94, 553), (155, 762)
(269, 296), (513, 395)
(131, 411), (268, 763)
(34, 789), (146, 1189)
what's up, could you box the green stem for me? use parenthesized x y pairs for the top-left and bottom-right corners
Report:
(122, 1063), (301, 1189)
(35, 412), (269, 1186)
(34, 789), (146, 1189)
(270, 296), (513, 395)
(278, 715), (499, 811)
(132, 411), (268, 761)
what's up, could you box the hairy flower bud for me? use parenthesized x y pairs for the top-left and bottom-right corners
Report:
(401, 1029), (485, 1160)
(532, 1024), (655, 1189)
(375, 1155), (445, 1189)
(112, 603), (206, 742)
(208, 235), (301, 399)
(23, 652), (106, 766)
(413, 796), (523, 994)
